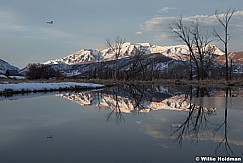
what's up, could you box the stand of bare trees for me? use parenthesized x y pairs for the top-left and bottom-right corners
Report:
(169, 18), (216, 80)
(169, 8), (235, 81)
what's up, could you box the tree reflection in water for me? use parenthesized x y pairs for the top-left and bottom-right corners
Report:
(105, 84), (149, 123)
(170, 86), (234, 156)
(127, 84), (146, 113)
(170, 87), (215, 147)
(106, 86), (125, 124)
(105, 84), (173, 123)
(213, 88), (233, 155)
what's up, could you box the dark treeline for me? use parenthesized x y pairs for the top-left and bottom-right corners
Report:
(26, 63), (63, 80)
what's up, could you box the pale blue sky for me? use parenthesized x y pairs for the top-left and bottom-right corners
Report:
(0, 0), (243, 68)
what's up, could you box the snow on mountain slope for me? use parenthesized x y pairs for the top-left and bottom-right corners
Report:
(0, 59), (19, 74)
(44, 43), (224, 65)
(150, 44), (224, 59)
(44, 42), (137, 65)
(44, 49), (99, 65)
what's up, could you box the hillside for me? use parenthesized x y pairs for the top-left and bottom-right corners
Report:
(214, 51), (243, 63)
(0, 59), (19, 74)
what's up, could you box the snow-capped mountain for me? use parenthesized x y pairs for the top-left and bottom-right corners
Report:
(0, 59), (19, 74)
(44, 43), (224, 65)
(40, 42), (229, 78)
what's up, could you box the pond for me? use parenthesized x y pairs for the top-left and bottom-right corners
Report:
(0, 85), (242, 163)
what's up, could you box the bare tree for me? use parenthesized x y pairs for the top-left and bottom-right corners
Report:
(214, 8), (235, 81)
(129, 46), (147, 80)
(169, 17), (215, 80)
(190, 22), (215, 80)
(169, 17), (196, 80)
(106, 36), (125, 79)
(169, 18), (206, 80)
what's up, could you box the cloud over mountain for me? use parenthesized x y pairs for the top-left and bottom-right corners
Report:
(157, 7), (176, 14)
(140, 10), (243, 47)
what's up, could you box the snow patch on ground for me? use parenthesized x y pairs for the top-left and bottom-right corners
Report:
(8, 76), (26, 80)
(0, 82), (104, 94)
(0, 75), (8, 79)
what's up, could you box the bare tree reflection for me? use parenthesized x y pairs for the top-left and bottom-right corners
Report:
(213, 87), (234, 155)
(127, 84), (146, 114)
(171, 103), (216, 148)
(105, 84), (174, 123)
(105, 86), (125, 124)
(171, 87), (226, 148)
(170, 86), (235, 155)
(105, 85), (148, 123)
(96, 90), (103, 110)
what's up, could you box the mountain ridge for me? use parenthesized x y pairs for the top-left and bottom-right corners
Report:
(44, 42), (224, 66)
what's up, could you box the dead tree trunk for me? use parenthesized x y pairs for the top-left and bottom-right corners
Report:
(214, 8), (235, 81)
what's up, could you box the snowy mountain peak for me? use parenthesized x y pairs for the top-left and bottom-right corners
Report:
(44, 49), (99, 65)
(44, 43), (224, 65)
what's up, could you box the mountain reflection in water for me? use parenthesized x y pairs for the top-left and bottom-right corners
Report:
(59, 85), (210, 113)
(58, 85), (243, 156)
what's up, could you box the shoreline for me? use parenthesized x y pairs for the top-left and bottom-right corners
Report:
(0, 78), (243, 96)
(0, 82), (104, 95)
(70, 79), (243, 88)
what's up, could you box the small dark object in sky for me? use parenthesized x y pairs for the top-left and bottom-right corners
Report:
(46, 21), (54, 24)
(46, 135), (54, 139)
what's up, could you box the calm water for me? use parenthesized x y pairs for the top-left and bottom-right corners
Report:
(0, 85), (243, 163)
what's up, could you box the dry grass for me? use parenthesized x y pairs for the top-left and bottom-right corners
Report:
(1, 78), (243, 88)
(70, 78), (243, 88)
